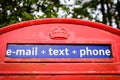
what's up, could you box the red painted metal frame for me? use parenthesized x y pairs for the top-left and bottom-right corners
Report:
(0, 18), (120, 79)
(0, 18), (120, 35)
(0, 75), (120, 80)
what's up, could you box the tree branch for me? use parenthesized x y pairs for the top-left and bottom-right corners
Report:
(100, 0), (107, 24)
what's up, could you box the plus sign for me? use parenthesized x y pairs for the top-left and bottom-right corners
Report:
(41, 50), (46, 54)
(72, 50), (77, 54)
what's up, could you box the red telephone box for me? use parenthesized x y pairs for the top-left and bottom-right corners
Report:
(0, 18), (120, 80)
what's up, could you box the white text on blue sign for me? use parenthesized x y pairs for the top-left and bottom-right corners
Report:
(6, 44), (112, 58)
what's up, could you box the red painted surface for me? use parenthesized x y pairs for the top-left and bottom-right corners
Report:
(0, 18), (120, 80)
(0, 75), (120, 80)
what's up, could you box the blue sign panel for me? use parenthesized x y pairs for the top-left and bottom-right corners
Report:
(6, 44), (112, 58)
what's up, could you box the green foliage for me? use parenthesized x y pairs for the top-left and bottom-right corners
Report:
(0, 0), (120, 29)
